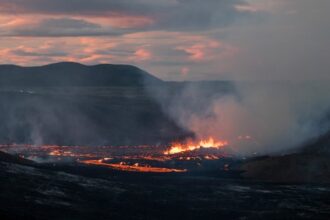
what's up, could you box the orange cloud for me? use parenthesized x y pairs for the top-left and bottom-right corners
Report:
(0, 31), (240, 80)
(134, 48), (152, 61)
(176, 39), (235, 62)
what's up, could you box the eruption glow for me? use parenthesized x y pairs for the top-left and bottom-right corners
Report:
(81, 160), (187, 173)
(164, 137), (228, 155)
(0, 142), (230, 173)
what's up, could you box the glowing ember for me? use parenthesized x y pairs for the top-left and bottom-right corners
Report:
(80, 160), (187, 173)
(164, 137), (228, 155)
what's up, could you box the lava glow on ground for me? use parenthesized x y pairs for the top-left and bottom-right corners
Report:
(81, 159), (187, 173)
(0, 138), (231, 173)
(164, 137), (228, 155)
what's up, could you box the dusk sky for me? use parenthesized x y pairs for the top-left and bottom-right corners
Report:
(0, 0), (329, 80)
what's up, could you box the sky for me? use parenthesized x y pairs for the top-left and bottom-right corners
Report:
(0, 0), (329, 80)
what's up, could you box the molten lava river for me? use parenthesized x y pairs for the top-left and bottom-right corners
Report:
(0, 138), (234, 173)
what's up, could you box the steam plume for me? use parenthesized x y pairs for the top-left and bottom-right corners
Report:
(146, 81), (330, 156)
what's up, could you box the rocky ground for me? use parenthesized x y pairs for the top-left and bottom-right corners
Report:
(241, 131), (330, 183)
(1, 153), (330, 220)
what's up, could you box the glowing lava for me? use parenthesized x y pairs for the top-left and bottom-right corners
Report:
(80, 159), (187, 173)
(164, 137), (228, 155)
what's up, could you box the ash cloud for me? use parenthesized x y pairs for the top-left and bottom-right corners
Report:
(146, 81), (330, 156)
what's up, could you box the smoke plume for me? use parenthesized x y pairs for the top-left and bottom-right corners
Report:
(146, 81), (330, 156)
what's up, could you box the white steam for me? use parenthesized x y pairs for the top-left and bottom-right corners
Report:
(148, 81), (330, 156)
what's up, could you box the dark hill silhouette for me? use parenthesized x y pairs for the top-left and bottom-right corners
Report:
(241, 128), (330, 183)
(0, 151), (34, 165)
(0, 62), (162, 87)
(0, 62), (191, 146)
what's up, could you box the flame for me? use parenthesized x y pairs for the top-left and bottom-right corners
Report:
(164, 137), (228, 155)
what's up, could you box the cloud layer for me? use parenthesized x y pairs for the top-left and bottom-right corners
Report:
(0, 0), (329, 80)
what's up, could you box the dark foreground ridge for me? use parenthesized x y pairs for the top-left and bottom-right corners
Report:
(0, 151), (330, 220)
(0, 151), (33, 165)
(0, 62), (162, 87)
(241, 130), (330, 183)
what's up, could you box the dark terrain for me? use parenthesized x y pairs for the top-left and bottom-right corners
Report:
(1, 152), (330, 220)
(0, 62), (194, 146)
(0, 63), (330, 219)
(0, 62), (161, 87)
(242, 131), (330, 183)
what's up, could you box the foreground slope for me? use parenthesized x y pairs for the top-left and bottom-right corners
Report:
(1, 152), (330, 220)
(0, 151), (33, 165)
(242, 130), (330, 183)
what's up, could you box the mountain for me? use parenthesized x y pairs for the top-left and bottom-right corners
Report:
(0, 62), (191, 146)
(0, 62), (162, 87)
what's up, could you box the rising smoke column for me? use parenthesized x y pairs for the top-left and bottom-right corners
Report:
(145, 80), (330, 156)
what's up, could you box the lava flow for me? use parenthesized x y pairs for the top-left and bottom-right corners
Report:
(164, 137), (228, 155)
(0, 138), (231, 173)
(81, 159), (187, 173)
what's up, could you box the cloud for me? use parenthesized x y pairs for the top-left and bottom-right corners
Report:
(134, 48), (152, 61)
(0, 41), (72, 64)
(1, 17), (127, 37)
(176, 40), (224, 62)
(0, 0), (328, 82)
(0, 0), (256, 32)
(10, 47), (67, 57)
(0, 0), (260, 72)
(0, 29), (241, 81)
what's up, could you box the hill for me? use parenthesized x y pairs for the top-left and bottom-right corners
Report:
(0, 151), (34, 165)
(0, 62), (191, 146)
(241, 130), (330, 183)
(0, 62), (162, 87)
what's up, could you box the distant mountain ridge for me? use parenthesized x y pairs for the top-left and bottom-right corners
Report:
(0, 62), (162, 87)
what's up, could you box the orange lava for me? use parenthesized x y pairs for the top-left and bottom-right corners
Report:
(164, 137), (228, 155)
(80, 160), (187, 173)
